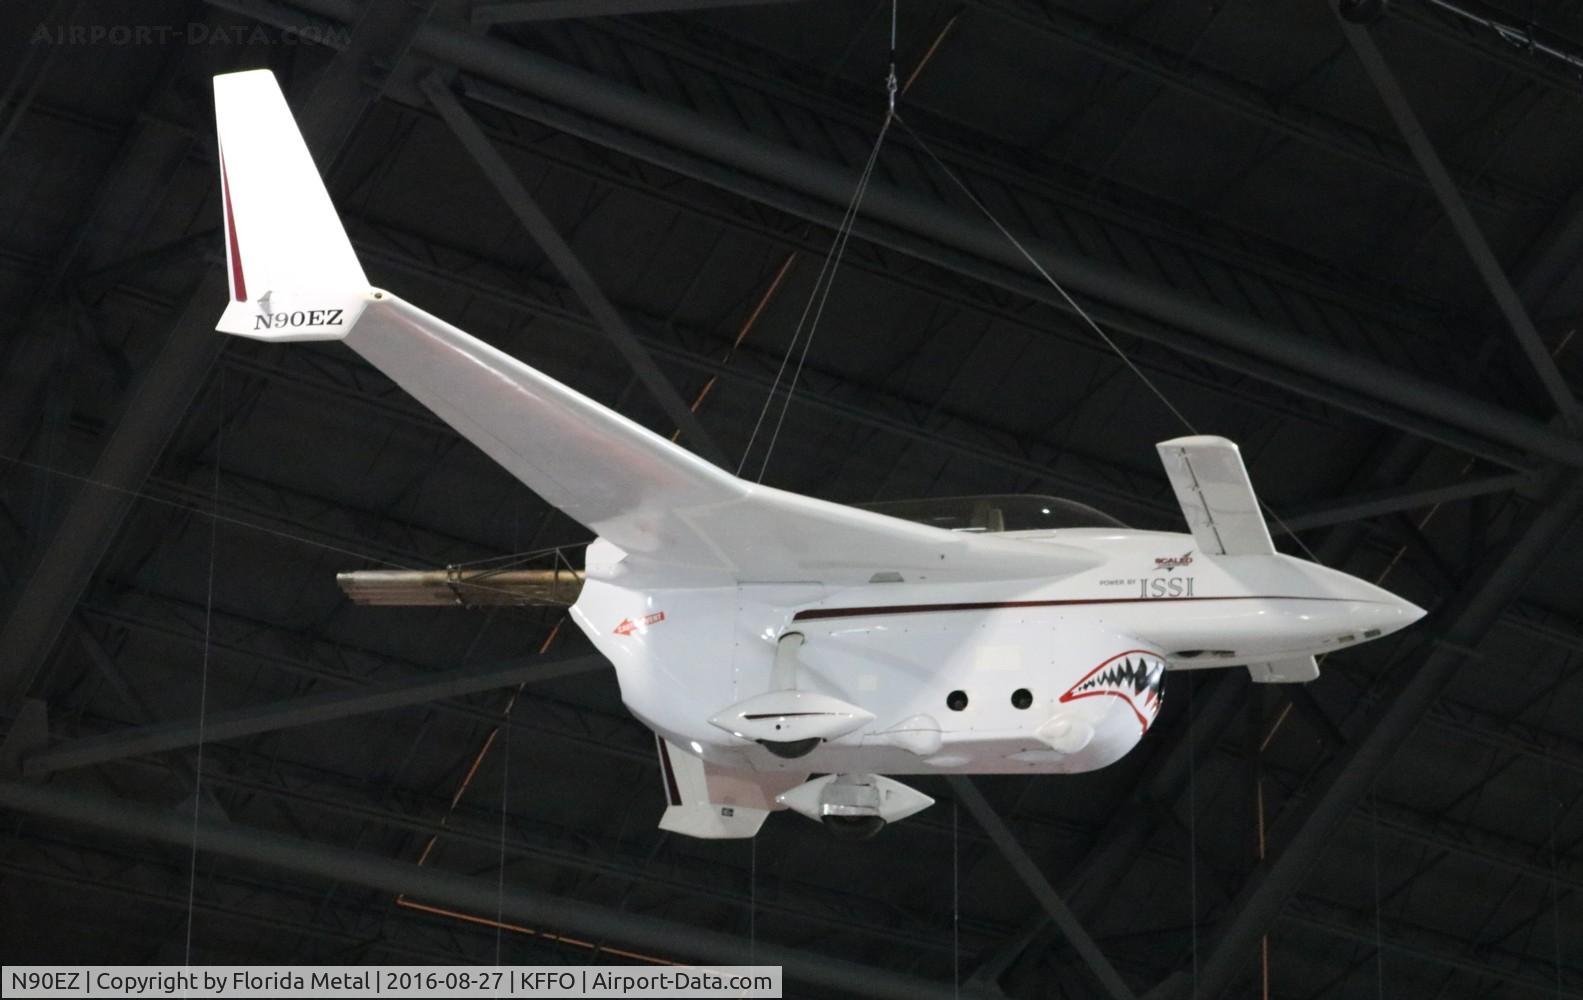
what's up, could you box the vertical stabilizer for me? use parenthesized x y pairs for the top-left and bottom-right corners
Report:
(212, 69), (369, 341)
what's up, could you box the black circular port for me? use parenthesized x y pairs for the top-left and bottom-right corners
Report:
(1011, 688), (1033, 710)
(946, 690), (968, 712)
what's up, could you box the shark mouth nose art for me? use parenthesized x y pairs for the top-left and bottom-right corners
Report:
(1060, 650), (1167, 729)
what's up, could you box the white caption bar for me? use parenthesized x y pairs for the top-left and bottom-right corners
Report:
(2, 966), (782, 998)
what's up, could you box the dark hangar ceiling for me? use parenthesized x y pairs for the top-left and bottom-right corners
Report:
(0, 0), (1580, 997)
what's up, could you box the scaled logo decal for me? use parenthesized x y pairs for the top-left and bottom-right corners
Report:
(1154, 551), (1193, 571)
(614, 611), (666, 636)
(1059, 650), (1166, 730)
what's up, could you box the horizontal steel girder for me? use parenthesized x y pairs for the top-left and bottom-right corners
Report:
(22, 649), (608, 778)
(210, 0), (1583, 468)
(1165, 469), (1583, 1000)
(473, 0), (811, 24)
(0, 780), (996, 1000)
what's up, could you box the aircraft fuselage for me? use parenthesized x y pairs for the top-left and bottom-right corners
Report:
(571, 527), (1419, 779)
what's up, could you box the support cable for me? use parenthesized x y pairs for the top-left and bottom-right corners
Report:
(0, 452), (575, 607)
(1188, 676), (1199, 995)
(743, 1), (901, 482)
(953, 798), (960, 1000)
(1372, 786), (1385, 998)
(887, 0), (899, 115)
(183, 370), (223, 968)
(496, 706), (510, 965)
(750, 837), (757, 965)
(892, 111), (1325, 565)
(741, 112), (893, 482)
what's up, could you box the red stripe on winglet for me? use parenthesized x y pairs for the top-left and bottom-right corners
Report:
(219, 148), (247, 302)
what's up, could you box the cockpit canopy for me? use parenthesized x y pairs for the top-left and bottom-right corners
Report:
(857, 495), (1127, 533)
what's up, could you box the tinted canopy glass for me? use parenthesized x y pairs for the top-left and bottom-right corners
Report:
(857, 495), (1126, 533)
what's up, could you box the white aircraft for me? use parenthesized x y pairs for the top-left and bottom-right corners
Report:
(212, 71), (1425, 840)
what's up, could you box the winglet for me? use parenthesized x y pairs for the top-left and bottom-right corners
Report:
(212, 69), (370, 341)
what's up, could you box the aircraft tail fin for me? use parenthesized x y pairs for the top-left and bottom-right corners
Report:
(212, 69), (370, 342)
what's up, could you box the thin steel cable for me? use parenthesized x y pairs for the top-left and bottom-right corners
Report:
(749, 836), (757, 966)
(495, 511), (518, 966)
(0, 452), (412, 570)
(1372, 787), (1385, 999)
(739, 110), (893, 479)
(892, 112), (1325, 566)
(496, 706), (510, 965)
(183, 372), (223, 970)
(894, 112), (1198, 433)
(1544, 657), (1566, 996)
(887, 0), (899, 114)
(1188, 675), (1199, 996)
(953, 798), (960, 1000)
(0, 452), (578, 607)
(758, 113), (893, 484)
(447, 542), (586, 570)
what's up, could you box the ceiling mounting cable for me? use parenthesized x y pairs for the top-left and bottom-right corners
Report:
(1419, 0), (1583, 77)
(891, 112), (1324, 564)
(741, 5), (901, 483)
(887, 0), (899, 114)
(184, 368), (224, 968)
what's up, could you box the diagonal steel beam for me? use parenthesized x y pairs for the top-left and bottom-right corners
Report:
(1515, 177), (1583, 311)
(0, 8), (437, 712)
(1335, 3), (1581, 430)
(1157, 468), (1583, 1000)
(0, 780), (998, 1000)
(445, 72), (1583, 469)
(967, 0), (1535, 217)
(68, 619), (201, 794)
(23, 649), (607, 778)
(420, 72), (729, 467)
(0, 271), (229, 710)
(211, 0), (1583, 469)
(473, 0), (810, 24)
(1285, 891), (1583, 998)
(1276, 471), (1531, 533)
(981, 673), (1244, 987)
(1400, 0), (1583, 90)
(948, 775), (1138, 1000)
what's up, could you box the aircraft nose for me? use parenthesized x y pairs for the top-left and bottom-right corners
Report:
(1362, 589), (1427, 635)
(1335, 570), (1427, 634)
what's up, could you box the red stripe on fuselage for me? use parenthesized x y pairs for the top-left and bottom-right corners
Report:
(219, 148), (247, 302)
(791, 594), (1350, 622)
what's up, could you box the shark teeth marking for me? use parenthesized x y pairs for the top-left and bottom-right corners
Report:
(1060, 651), (1167, 730)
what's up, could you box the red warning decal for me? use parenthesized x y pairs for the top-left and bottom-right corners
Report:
(614, 611), (666, 636)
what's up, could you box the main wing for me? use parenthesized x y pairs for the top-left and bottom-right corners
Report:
(1156, 435), (1276, 557)
(211, 70), (1099, 585)
(345, 295), (1101, 581)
